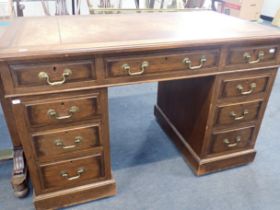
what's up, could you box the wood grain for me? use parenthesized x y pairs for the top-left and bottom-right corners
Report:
(214, 100), (263, 127)
(32, 122), (102, 163)
(40, 154), (104, 190)
(1, 11), (280, 58)
(210, 126), (255, 154)
(0, 11), (279, 210)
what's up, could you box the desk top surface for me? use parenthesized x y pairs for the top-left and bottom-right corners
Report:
(1, 11), (280, 59)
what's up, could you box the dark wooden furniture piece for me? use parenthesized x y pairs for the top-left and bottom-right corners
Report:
(0, 11), (279, 210)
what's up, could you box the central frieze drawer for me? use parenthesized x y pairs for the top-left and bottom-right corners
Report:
(9, 59), (96, 88)
(32, 123), (102, 162)
(214, 101), (262, 126)
(40, 154), (104, 190)
(24, 93), (101, 127)
(105, 49), (219, 78)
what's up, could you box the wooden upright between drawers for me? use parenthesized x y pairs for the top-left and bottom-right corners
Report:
(0, 11), (280, 210)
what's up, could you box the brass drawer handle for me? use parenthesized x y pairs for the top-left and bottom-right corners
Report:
(48, 106), (79, 120)
(54, 136), (83, 150)
(122, 61), (149, 76)
(60, 167), (85, 181)
(38, 68), (72, 86)
(236, 83), (257, 95)
(230, 109), (249, 121)
(243, 51), (264, 64)
(223, 136), (241, 148)
(183, 55), (207, 70)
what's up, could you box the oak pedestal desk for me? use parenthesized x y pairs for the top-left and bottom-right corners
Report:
(0, 11), (280, 210)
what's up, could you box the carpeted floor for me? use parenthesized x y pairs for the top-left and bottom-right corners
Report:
(1, 21), (280, 210)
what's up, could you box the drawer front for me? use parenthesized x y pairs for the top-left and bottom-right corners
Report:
(226, 45), (278, 67)
(105, 49), (219, 78)
(215, 101), (262, 126)
(10, 59), (96, 88)
(220, 75), (270, 99)
(25, 94), (100, 127)
(209, 127), (255, 154)
(33, 123), (101, 162)
(40, 155), (104, 190)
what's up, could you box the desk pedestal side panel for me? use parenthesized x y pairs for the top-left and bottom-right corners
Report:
(155, 69), (277, 175)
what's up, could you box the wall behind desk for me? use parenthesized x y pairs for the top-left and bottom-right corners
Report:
(262, 0), (280, 18)
(9, 0), (157, 16)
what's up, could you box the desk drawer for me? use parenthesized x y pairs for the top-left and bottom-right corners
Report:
(215, 101), (262, 126)
(105, 49), (219, 78)
(33, 123), (102, 163)
(25, 92), (101, 127)
(220, 75), (270, 99)
(209, 127), (255, 155)
(226, 45), (278, 68)
(40, 154), (104, 190)
(9, 59), (96, 88)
